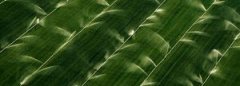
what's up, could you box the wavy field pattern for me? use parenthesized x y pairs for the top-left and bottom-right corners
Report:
(0, 0), (239, 86)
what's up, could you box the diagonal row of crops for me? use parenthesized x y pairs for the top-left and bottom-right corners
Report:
(0, 0), (240, 86)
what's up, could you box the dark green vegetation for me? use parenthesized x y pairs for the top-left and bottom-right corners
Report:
(0, 0), (240, 86)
